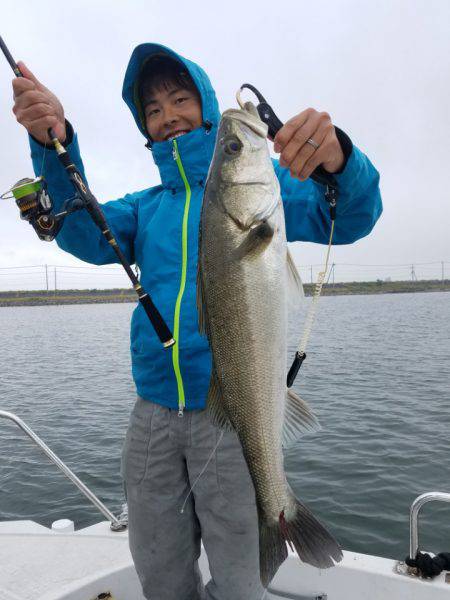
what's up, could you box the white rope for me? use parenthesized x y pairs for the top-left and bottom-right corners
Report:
(180, 430), (224, 514)
(297, 221), (335, 355)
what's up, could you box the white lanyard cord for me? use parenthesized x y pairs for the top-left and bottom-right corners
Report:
(297, 220), (335, 356)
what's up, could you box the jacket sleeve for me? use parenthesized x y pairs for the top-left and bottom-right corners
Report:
(274, 145), (383, 245)
(29, 123), (137, 265)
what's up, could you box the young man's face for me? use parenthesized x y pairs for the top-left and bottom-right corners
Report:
(143, 83), (203, 143)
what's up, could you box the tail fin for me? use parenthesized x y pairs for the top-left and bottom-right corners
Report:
(259, 513), (288, 588)
(282, 497), (343, 569)
(258, 499), (342, 587)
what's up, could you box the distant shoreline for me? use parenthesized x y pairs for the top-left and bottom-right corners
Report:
(0, 280), (448, 307)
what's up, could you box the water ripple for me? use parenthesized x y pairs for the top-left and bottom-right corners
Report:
(1, 293), (449, 560)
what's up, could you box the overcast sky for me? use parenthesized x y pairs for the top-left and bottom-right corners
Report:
(0, 0), (449, 289)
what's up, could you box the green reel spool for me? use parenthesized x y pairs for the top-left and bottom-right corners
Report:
(11, 176), (51, 220)
(2, 176), (62, 241)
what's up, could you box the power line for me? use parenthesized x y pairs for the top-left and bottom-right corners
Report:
(0, 261), (448, 271)
(0, 262), (448, 292)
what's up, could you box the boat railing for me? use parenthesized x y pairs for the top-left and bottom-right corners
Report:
(410, 491), (450, 559)
(0, 409), (126, 531)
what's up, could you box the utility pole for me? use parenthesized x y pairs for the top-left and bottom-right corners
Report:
(326, 262), (335, 285)
(410, 264), (417, 282)
(442, 261), (445, 283)
(54, 266), (57, 294)
(45, 264), (48, 292)
(310, 265), (313, 284)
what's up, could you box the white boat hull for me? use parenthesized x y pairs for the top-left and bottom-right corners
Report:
(0, 520), (448, 600)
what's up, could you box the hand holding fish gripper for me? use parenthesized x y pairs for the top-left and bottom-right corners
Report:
(238, 83), (339, 387)
(0, 35), (175, 349)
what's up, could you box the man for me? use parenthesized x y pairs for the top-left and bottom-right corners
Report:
(12, 42), (382, 600)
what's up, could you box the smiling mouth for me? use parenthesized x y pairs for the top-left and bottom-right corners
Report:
(165, 129), (190, 141)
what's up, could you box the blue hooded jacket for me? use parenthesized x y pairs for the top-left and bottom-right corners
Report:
(29, 43), (382, 412)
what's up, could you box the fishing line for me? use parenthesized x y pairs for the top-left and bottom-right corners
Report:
(180, 430), (224, 514)
(39, 138), (47, 178)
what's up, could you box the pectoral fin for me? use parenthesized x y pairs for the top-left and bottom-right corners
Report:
(233, 220), (274, 260)
(282, 389), (321, 448)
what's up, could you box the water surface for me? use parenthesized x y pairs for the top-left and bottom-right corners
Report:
(0, 292), (449, 560)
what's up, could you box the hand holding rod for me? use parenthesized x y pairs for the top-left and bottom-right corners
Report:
(1, 34), (175, 348)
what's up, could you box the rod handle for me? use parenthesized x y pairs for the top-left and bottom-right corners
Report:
(138, 293), (175, 348)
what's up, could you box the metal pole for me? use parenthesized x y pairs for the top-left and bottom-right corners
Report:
(409, 492), (450, 559)
(54, 266), (57, 294)
(310, 266), (313, 284)
(0, 410), (124, 530)
(45, 264), (48, 292)
(442, 261), (444, 283)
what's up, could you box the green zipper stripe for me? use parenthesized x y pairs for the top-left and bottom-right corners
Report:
(172, 139), (191, 411)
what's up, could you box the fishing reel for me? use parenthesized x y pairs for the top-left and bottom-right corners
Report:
(2, 176), (84, 242)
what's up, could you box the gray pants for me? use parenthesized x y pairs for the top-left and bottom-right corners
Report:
(121, 397), (266, 600)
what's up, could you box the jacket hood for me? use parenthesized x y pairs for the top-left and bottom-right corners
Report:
(122, 43), (221, 141)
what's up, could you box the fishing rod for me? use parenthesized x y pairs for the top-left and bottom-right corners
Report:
(237, 83), (341, 386)
(0, 35), (175, 349)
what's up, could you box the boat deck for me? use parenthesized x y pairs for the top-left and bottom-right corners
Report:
(1, 520), (448, 600)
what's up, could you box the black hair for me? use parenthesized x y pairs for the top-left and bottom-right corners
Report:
(138, 54), (199, 109)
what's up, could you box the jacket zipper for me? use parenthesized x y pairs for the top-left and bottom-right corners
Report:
(172, 139), (191, 416)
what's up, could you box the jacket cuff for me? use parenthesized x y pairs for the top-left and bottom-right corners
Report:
(332, 127), (353, 175)
(331, 144), (379, 213)
(29, 119), (74, 149)
(29, 120), (83, 210)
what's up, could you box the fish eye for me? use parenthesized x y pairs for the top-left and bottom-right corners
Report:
(222, 136), (243, 155)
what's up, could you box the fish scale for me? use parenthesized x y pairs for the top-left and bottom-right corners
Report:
(198, 102), (343, 587)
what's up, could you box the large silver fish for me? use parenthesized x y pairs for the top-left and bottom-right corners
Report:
(197, 102), (343, 586)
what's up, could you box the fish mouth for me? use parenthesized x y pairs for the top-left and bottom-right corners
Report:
(165, 129), (191, 141)
(221, 106), (268, 139)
